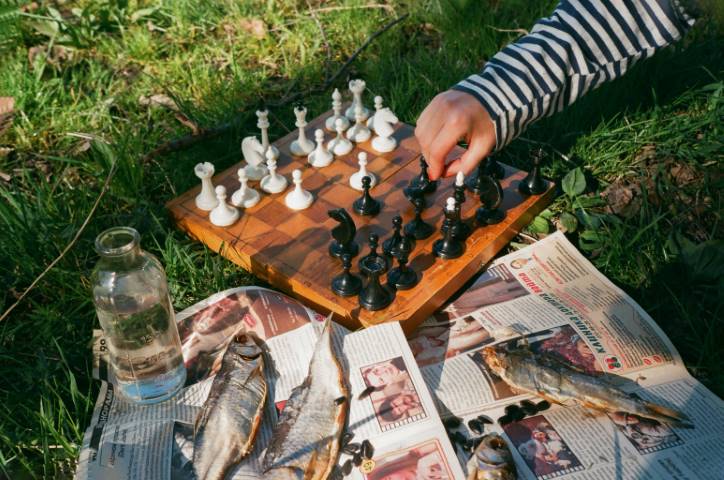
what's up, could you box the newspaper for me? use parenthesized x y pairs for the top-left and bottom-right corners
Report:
(409, 231), (724, 479)
(75, 232), (724, 479)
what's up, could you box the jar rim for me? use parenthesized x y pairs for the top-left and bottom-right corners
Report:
(95, 227), (140, 257)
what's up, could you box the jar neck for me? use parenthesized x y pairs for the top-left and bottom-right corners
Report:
(95, 227), (143, 268)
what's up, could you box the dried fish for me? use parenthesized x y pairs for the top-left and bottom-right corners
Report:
(262, 317), (348, 479)
(482, 347), (688, 424)
(466, 433), (516, 480)
(193, 333), (267, 480)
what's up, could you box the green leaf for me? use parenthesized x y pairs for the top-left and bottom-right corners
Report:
(560, 212), (578, 233)
(538, 208), (555, 219)
(579, 229), (603, 251)
(528, 215), (550, 234)
(130, 7), (159, 23)
(562, 167), (586, 197)
(680, 240), (724, 284)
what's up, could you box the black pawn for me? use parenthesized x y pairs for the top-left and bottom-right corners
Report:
(353, 176), (380, 216)
(359, 233), (389, 275)
(405, 156), (437, 197)
(382, 216), (403, 257)
(452, 177), (472, 240)
(433, 199), (465, 260)
(483, 154), (505, 179)
(387, 245), (418, 290)
(404, 191), (435, 240)
(476, 175), (505, 225)
(518, 148), (547, 195)
(331, 254), (362, 297)
(358, 263), (393, 311)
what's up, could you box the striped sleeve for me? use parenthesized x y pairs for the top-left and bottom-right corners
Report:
(452, 0), (696, 150)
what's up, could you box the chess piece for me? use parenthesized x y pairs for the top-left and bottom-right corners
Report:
(405, 156), (437, 197)
(465, 159), (486, 195)
(433, 198), (465, 259)
(331, 253), (362, 297)
(256, 109), (279, 157)
(349, 152), (377, 191)
(358, 233), (389, 275)
(327, 117), (353, 156)
(368, 97), (398, 153)
(241, 136), (268, 180)
(352, 176), (380, 216)
(289, 105), (315, 156)
(260, 148), (288, 194)
(451, 171), (472, 239)
(194, 162), (218, 211)
(476, 175), (505, 225)
(483, 154), (505, 179)
(328, 208), (359, 258)
(382, 215), (403, 257)
(231, 168), (260, 208)
(346, 102), (371, 143)
(518, 148), (547, 195)
(345, 79), (370, 122)
(387, 242), (418, 290)
(308, 129), (334, 168)
(209, 185), (239, 227)
(404, 190), (434, 240)
(285, 169), (313, 210)
(325, 88), (350, 131)
(358, 263), (393, 311)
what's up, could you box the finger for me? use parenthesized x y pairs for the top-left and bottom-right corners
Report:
(426, 123), (467, 180)
(415, 104), (445, 158)
(442, 134), (494, 178)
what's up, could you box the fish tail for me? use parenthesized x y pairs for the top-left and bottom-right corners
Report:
(642, 401), (690, 424)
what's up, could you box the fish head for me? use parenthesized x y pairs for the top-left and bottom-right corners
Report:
(481, 346), (508, 377)
(232, 332), (263, 360)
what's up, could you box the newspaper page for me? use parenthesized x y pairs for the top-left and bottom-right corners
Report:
(75, 286), (463, 480)
(411, 232), (724, 479)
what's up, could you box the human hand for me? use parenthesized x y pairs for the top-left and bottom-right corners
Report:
(414, 89), (496, 180)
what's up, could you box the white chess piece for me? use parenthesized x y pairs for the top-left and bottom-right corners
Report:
(209, 185), (239, 227)
(366, 95), (385, 131)
(194, 162), (218, 211)
(327, 117), (353, 156)
(285, 169), (314, 210)
(241, 136), (268, 180)
(446, 197), (456, 213)
(325, 88), (350, 131)
(349, 152), (377, 191)
(455, 171), (465, 188)
(346, 102), (371, 143)
(289, 106), (315, 156)
(345, 79), (370, 122)
(231, 168), (260, 208)
(370, 106), (399, 153)
(256, 109), (279, 157)
(308, 129), (334, 168)
(260, 148), (288, 194)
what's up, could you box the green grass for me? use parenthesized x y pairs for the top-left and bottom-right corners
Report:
(0, 0), (722, 477)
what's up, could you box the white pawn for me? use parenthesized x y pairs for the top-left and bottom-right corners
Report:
(345, 79), (369, 121)
(366, 95), (385, 131)
(260, 148), (288, 194)
(241, 136), (268, 181)
(327, 117), (353, 156)
(231, 168), (260, 208)
(370, 104), (399, 153)
(289, 106), (315, 156)
(455, 171), (465, 188)
(325, 88), (350, 132)
(194, 162), (218, 211)
(285, 169), (314, 210)
(256, 109), (279, 158)
(308, 129), (334, 168)
(349, 152), (377, 191)
(209, 185), (239, 227)
(346, 102), (371, 143)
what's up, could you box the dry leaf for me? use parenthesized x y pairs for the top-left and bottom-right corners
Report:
(138, 94), (179, 112)
(0, 170), (11, 181)
(601, 181), (641, 219)
(0, 97), (14, 137)
(239, 18), (267, 39)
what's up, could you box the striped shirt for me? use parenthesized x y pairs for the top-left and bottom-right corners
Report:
(453, 0), (696, 150)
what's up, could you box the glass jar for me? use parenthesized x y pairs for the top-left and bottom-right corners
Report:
(91, 227), (186, 404)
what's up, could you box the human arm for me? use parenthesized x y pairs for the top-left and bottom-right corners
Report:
(416, 0), (696, 180)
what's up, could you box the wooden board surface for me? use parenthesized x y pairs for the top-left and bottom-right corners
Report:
(167, 106), (554, 334)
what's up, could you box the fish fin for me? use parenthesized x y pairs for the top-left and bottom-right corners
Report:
(643, 401), (690, 425)
(536, 392), (566, 407)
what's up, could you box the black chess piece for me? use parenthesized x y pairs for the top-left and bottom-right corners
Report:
(465, 160), (486, 195)
(387, 244), (418, 290)
(382, 215), (403, 257)
(482, 154), (505, 179)
(518, 148), (547, 195)
(353, 176), (381, 216)
(452, 177), (472, 240)
(358, 262), (393, 311)
(433, 198), (465, 259)
(328, 208), (359, 258)
(404, 190), (434, 240)
(405, 156), (437, 197)
(331, 253), (362, 297)
(476, 175), (505, 225)
(359, 233), (389, 275)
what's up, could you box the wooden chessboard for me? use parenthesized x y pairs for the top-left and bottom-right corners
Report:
(166, 105), (554, 334)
